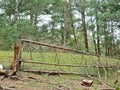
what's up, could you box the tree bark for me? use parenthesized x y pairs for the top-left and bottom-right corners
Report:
(51, 20), (55, 42)
(95, 11), (101, 55)
(34, 14), (38, 26)
(69, 0), (78, 49)
(14, 0), (19, 24)
(30, 10), (33, 23)
(92, 31), (97, 54)
(81, 10), (89, 52)
(104, 21), (108, 56)
(63, 0), (67, 47)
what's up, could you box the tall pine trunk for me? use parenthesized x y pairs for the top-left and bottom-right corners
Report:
(92, 30), (97, 54)
(81, 10), (89, 52)
(69, 0), (78, 49)
(104, 21), (108, 56)
(63, 0), (67, 47)
(95, 11), (101, 55)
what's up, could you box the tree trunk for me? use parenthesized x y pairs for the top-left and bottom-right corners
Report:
(95, 11), (101, 55)
(51, 21), (55, 43)
(90, 17), (97, 54)
(92, 31), (97, 54)
(15, 0), (19, 23)
(104, 21), (107, 56)
(63, 0), (67, 47)
(69, 0), (78, 49)
(110, 21), (115, 56)
(30, 10), (33, 23)
(97, 24), (101, 55)
(34, 14), (38, 26)
(81, 10), (89, 52)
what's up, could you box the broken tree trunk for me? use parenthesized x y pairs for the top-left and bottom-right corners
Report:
(12, 43), (19, 75)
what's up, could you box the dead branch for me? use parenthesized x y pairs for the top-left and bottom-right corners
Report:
(20, 60), (117, 68)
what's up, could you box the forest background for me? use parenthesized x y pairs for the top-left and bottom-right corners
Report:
(0, 0), (120, 57)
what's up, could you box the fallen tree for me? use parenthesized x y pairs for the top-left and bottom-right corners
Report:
(23, 69), (97, 76)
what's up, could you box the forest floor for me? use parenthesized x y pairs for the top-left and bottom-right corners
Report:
(0, 71), (119, 90)
(0, 71), (93, 90)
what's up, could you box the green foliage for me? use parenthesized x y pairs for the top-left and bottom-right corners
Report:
(0, 0), (119, 57)
(17, 19), (36, 38)
(0, 17), (36, 50)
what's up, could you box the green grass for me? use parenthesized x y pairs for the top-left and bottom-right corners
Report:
(0, 51), (119, 75)
(0, 51), (119, 72)
(0, 51), (14, 66)
(0, 51), (120, 89)
(0, 51), (14, 60)
(0, 51), (119, 71)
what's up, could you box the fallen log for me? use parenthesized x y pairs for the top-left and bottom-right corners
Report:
(23, 69), (97, 76)
(20, 60), (118, 68)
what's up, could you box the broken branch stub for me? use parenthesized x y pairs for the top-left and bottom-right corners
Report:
(81, 79), (93, 87)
